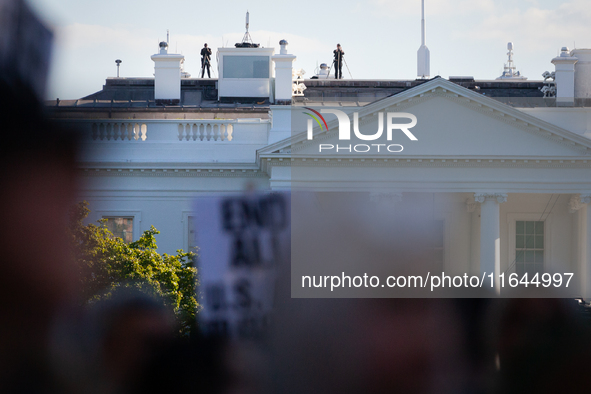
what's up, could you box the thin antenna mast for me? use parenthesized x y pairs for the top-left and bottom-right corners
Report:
(417, 0), (430, 79)
(242, 11), (253, 44)
(167, 29), (169, 44)
(421, 0), (425, 46)
(236, 11), (259, 47)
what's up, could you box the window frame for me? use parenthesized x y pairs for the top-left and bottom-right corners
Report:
(506, 213), (552, 274)
(95, 210), (142, 243)
(182, 211), (198, 257)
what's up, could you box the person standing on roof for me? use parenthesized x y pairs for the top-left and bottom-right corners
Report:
(333, 44), (344, 79)
(201, 43), (212, 78)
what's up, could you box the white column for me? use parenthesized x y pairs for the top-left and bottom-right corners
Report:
(571, 194), (591, 298)
(466, 198), (480, 275)
(475, 193), (507, 293)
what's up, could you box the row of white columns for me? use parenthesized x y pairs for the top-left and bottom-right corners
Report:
(474, 193), (591, 297)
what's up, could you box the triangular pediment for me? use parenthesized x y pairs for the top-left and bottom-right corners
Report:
(259, 78), (591, 159)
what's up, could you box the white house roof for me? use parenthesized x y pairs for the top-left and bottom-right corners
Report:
(260, 77), (591, 159)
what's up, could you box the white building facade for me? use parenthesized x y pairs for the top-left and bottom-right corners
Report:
(49, 43), (591, 297)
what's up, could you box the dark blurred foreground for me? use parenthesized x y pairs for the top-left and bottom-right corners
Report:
(2, 72), (591, 394)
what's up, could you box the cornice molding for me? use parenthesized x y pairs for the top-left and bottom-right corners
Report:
(260, 156), (591, 170)
(79, 168), (267, 178)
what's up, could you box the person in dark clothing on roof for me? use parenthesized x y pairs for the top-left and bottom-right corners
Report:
(333, 44), (345, 79)
(201, 43), (212, 78)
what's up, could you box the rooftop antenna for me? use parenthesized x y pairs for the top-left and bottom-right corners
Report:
(417, 0), (430, 79)
(115, 59), (122, 77)
(243, 11), (252, 44)
(496, 42), (527, 80)
(167, 29), (169, 44)
(236, 11), (259, 47)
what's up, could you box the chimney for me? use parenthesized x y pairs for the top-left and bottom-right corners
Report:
(271, 39), (296, 105)
(551, 47), (578, 107)
(572, 48), (591, 102)
(151, 41), (184, 105)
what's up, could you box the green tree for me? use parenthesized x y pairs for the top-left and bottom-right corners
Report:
(68, 201), (199, 336)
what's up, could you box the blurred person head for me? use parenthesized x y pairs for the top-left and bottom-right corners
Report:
(268, 297), (470, 394)
(49, 288), (176, 394)
(0, 78), (80, 389)
(488, 298), (591, 394)
(0, 79), (79, 313)
(130, 335), (235, 394)
(91, 288), (176, 392)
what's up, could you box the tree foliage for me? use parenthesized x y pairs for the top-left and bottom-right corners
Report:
(68, 201), (199, 335)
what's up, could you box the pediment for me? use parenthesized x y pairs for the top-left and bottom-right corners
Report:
(259, 78), (591, 159)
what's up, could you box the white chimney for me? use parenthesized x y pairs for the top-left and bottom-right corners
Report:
(151, 41), (184, 105)
(551, 47), (578, 107)
(572, 48), (591, 100)
(271, 39), (296, 105)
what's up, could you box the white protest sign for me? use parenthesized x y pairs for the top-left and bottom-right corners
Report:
(193, 193), (290, 339)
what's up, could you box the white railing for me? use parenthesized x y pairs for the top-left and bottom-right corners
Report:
(177, 121), (234, 141)
(91, 122), (148, 141)
(66, 118), (268, 143)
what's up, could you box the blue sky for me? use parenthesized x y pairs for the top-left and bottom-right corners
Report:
(27, 0), (591, 100)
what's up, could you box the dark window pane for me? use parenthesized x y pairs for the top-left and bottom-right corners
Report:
(516, 235), (525, 249)
(104, 217), (133, 243)
(516, 221), (525, 234)
(525, 250), (535, 263)
(535, 250), (544, 264)
(525, 236), (534, 249)
(535, 235), (544, 249)
(525, 221), (535, 235)
(223, 56), (269, 78)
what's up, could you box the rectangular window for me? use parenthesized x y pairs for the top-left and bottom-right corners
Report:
(515, 220), (544, 275)
(104, 217), (134, 243)
(223, 56), (269, 78)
